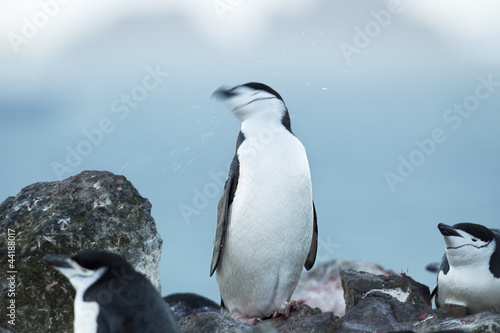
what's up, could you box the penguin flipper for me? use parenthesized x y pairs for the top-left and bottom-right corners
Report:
(430, 285), (437, 299)
(425, 262), (441, 274)
(490, 229), (500, 278)
(210, 154), (240, 276)
(431, 252), (450, 309)
(304, 201), (318, 270)
(430, 285), (440, 308)
(440, 253), (450, 275)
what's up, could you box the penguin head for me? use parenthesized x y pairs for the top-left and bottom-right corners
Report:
(44, 250), (130, 292)
(438, 223), (496, 267)
(212, 82), (287, 123)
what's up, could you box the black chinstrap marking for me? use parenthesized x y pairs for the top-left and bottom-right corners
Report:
(446, 241), (491, 250)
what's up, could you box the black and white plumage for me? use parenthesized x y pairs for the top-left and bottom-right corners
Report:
(44, 250), (180, 333)
(210, 82), (318, 321)
(432, 223), (500, 313)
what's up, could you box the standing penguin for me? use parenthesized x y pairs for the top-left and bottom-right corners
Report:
(44, 250), (180, 333)
(432, 223), (500, 313)
(210, 82), (318, 322)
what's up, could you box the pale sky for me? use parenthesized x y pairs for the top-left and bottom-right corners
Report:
(1, 0), (500, 61)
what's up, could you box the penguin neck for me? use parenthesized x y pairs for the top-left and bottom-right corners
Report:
(67, 267), (107, 292)
(446, 245), (494, 269)
(240, 110), (287, 139)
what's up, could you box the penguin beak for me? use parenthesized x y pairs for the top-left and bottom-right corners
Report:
(212, 86), (236, 100)
(43, 254), (73, 269)
(438, 223), (462, 237)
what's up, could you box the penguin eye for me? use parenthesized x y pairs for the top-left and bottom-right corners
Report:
(471, 238), (477, 242)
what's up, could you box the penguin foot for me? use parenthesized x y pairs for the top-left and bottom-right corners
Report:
(272, 300), (299, 319)
(230, 310), (261, 325)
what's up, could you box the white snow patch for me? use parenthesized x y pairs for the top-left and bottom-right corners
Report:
(365, 288), (410, 303)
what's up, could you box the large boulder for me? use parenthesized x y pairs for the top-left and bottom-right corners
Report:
(340, 268), (431, 315)
(0, 171), (162, 333)
(339, 268), (432, 332)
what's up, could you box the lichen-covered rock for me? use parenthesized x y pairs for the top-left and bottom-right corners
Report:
(291, 259), (394, 316)
(0, 170), (162, 333)
(178, 312), (252, 333)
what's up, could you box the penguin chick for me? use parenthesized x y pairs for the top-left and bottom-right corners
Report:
(44, 250), (180, 333)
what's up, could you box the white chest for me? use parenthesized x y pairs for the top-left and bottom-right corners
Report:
(438, 265), (500, 312)
(74, 291), (99, 333)
(67, 268), (106, 333)
(233, 129), (312, 239)
(216, 127), (314, 317)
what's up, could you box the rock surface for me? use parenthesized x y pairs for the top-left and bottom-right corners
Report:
(178, 265), (500, 333)
(179, 312), (252, 333)
(340, 268), (431, 314)
(291, 259), (394, 316)
(0, 171), (163, 333)
(178, 304), (339, 333)
(339, 268), (432, 332)
(413, 305), (500, 332)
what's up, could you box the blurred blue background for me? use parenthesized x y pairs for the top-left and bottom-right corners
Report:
(1, 0), (499, 302)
